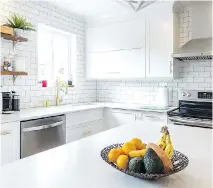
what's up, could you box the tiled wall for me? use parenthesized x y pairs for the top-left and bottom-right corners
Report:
(0, 2), (212, 109)
(96, 5), (212, 106)
(0, 0), (96, 108)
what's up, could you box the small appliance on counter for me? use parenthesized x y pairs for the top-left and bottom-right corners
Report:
(2, 91), (14, 114)
(12, 91), (20, 111)
(156, 87), (169, 107)
(168, 90), (212, 129)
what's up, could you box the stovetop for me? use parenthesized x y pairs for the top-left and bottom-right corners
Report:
(168, 90), (212, 129)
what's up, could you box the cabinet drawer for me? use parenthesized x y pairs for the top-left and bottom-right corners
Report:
(66, 120), (103, 143)
(135, 112), (167, 123)
(143, 112), (167, 123)
(66, 127), (85, 143)
(66, 108), (103, 128)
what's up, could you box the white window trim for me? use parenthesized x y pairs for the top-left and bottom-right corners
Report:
(37, 23), (76, 87)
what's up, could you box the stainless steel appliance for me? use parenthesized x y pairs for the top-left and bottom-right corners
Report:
(2, 92), (14, 114)
(21, 115), (66, 158)
(12, 91), (20, 111)
(168, 90), (212, 129)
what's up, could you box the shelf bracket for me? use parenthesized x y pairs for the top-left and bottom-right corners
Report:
(12, 75), (18, 84)
(13, 41), (17, 49)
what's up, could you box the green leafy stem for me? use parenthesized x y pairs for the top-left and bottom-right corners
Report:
(4, 14), (36, 31)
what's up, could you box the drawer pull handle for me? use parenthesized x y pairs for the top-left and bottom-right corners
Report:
(145, 116), (158, 119)
(0, 132), (10, 136)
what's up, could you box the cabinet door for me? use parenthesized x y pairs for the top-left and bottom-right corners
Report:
(104, 109), (135, 129)
(86, 19), (146, 52)
(145, 1), (174, 78)
(87, 48), (146, 79)
(0, 122), (20, 166)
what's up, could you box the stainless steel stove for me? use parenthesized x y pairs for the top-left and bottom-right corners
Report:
(168, 90), (212, 129)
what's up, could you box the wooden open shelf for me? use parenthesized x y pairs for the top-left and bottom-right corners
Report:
(0, 71), (28, 76)
(67, 85), (74, 87)
(0, 33), (28, 42)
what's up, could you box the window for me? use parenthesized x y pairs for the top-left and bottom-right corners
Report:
(38, 23), (76, 87)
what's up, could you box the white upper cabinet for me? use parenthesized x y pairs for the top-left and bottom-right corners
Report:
(86, 19), (146, 52)
(87, 48), (146, 79)
(145, 1), (177, 78)
(86, 1), (178, 80)
(86, 18), (146, 79)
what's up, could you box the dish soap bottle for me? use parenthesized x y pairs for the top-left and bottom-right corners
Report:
(68, 74), (73, 86)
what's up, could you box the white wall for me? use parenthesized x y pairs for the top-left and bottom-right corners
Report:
(0, 0), (97, 108)
(96, 5), (212, 106)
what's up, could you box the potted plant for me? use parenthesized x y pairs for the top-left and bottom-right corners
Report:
(5, 14), (36, 36)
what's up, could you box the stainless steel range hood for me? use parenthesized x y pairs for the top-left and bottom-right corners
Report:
(172, 38), (213, 61)
(172, 1), (212, 61)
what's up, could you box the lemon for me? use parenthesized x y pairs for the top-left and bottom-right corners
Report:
(116, 155), (129, 170)
(108, 149), (120, 163)
(122, 142), (136, 155)
(130, 138), (144, 150)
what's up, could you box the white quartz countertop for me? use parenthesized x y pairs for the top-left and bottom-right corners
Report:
(0, 123), (212, 188)
(0, 103), (176, 124)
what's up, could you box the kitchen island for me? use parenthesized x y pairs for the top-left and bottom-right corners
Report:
(0, 123), (212, 188)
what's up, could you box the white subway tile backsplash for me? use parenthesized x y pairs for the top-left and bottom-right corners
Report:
(1, 0), (96, 108)
(199, 72), (211, 77)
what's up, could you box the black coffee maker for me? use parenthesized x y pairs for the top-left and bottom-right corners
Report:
(12, 91), (20, 111)
(2, 92), (13, 114)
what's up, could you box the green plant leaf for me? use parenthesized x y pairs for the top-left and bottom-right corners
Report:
(5, 14), (36, 31)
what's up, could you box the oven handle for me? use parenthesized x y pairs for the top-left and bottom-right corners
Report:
(22, 121), (65, 132)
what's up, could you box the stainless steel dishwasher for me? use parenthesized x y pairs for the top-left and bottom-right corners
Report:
(21, 115), (66, 158)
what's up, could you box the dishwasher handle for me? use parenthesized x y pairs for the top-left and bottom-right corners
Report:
(22, 120), (65, 132)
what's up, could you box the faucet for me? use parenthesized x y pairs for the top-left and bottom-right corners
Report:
(56, 78), (68, 106)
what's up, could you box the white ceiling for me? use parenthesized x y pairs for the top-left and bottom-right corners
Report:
(52, 0), (151, 23)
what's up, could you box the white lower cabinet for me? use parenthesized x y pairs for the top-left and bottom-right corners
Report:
(66, 109), (103, 143)
(104, 108), (136, 130)
(135, 111), (167, 124)
(0, 121), (20, 167)
(66, 120), (103, 143)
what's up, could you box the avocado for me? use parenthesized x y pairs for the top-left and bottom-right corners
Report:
(128, 157), (146, 173)
(144, 148), (164, 174)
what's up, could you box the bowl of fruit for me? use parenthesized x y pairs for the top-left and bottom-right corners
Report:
(100, 126), (189, 180)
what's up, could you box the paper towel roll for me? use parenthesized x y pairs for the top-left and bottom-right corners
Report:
(157, 87), (168, 107)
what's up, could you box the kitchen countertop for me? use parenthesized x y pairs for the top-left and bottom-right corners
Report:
(0, 123), (211, 188)
(0, 103), (177, 124)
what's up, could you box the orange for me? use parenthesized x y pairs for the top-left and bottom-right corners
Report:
(130, 138), (144, 150)
(116, 155), (129, 170)
(116, 147), (125, 155)
(141, 143), (146, 149)
(122, 142), (136, 155)
(108, 149), (120, 163)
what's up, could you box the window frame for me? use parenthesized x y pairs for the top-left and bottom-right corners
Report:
(37, 23), (76, 87)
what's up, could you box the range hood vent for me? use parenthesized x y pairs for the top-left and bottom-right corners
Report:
(172, 38), (213, 61)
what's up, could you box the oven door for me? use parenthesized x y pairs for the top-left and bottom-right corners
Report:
(168, 116), (212, 129)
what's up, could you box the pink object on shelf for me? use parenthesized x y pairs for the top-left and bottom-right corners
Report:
(41, 80), (47, 87)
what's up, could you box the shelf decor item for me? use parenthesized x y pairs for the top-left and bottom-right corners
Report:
(5, 14), (36, 37)
(101, 143), (189, 180)
(13, 58), (25, 72)
(0, 25), (14, 35)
